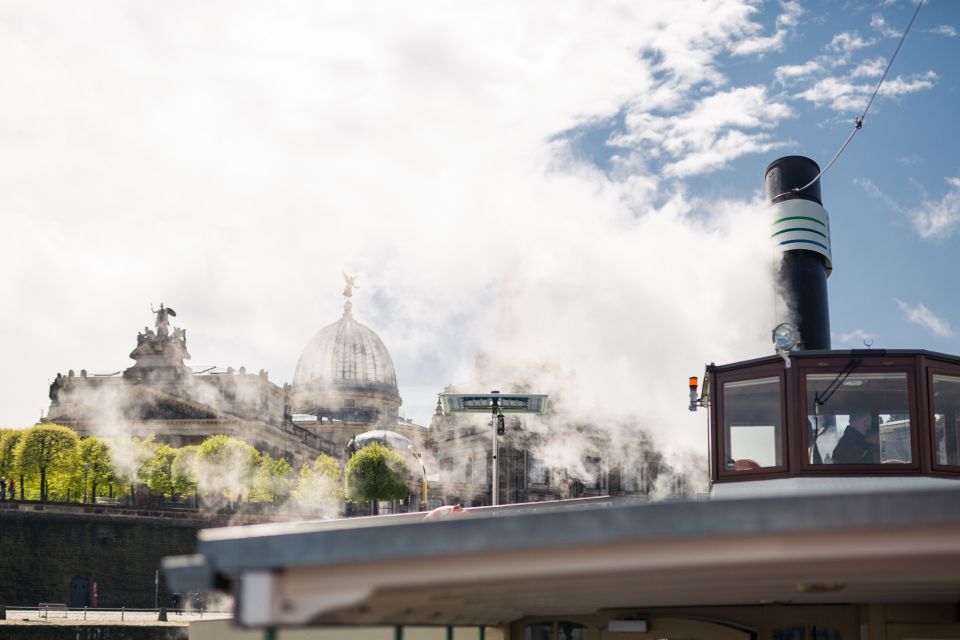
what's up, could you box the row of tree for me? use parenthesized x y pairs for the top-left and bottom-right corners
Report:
(0, 424), (411, 512)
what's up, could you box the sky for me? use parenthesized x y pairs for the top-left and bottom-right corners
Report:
(1, 0), (958, 456)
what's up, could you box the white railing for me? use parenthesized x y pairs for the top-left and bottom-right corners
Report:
(17, 605), (232, 621)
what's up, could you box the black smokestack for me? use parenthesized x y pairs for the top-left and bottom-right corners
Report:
(765, 155), (832, 350)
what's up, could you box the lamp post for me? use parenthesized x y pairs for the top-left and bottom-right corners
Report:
(438, 391), (548, 507)
(82, 462), (89, 504)
(490, 391), (503, 506)
(408, 446), (428, 511)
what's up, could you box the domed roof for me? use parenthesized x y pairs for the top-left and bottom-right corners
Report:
(293, 308), (398, 391)
(349, 429), (412, 452)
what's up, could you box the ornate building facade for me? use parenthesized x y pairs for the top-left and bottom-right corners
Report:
(45, 279), (680, 509)
(46, 305), (332, 469)
(45, 288), (430, 471)
(428, 382), (686, 508)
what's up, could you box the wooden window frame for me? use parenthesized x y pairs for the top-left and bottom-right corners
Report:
(714, 363), (789, 481)
(796, 355), (921, 474)
(926, 360), (960, 476)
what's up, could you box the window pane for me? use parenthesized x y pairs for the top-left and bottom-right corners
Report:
(583, 457), (602, 490)
(525, 623), (553, 640)
(807, 372), (911, 465)
(933, 374), (960, 466)
(558, 622), (587, 640)
(619, 461), (646, 493)
(528, 455), (549, 485)
(723, 377), (782, 470)
(471, 456), (487, 485)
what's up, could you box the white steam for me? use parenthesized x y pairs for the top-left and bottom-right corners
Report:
(2, 2), (788, 483)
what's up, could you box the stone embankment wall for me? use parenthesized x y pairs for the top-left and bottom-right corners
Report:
(0, 624), (187, 640)
(0, 501), (218, 609)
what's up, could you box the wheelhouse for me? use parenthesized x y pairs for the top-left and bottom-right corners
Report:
(706, 349), (960, 483)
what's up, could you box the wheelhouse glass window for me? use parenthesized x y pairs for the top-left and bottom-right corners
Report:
(806, 372), (912, 465)
(932, 374), (960, 467)
(524, 622), (586, 640)
(525, 623), (553, 640)
(722, 377), (783, 471)
(558, 622), (587, 640)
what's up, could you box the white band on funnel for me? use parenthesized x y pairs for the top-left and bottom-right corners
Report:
(770, 198), (832, 275)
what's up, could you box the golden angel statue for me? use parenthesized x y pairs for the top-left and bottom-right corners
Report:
(342, 273), (359, 299)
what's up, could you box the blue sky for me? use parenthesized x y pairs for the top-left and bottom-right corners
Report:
(701, 0), (960, 353)
(0, 0), (957, 453)
(559, 0), (960, 352)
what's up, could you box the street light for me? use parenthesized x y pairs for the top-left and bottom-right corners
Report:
(439, 391), (548, 506)
(83, 462), (90, 504)
(408, 446), (428, 511)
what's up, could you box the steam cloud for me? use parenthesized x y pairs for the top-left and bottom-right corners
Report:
(1, 2), (791, 493)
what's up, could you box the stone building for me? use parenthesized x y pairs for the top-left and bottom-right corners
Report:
(46, 305), (332, 469)
(45, 290), (431, 474)
(44, 283), (674, 509)
(429, 375), (685, 507)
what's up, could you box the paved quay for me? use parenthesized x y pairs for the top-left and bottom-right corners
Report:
(3, 607), (231, 623)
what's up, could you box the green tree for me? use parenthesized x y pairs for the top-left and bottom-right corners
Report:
(13, 424), (80, 502)
(250, 454), (295, 503)
(78, 437), (122, 502)
(345, 443), (409, 512)
(195, 435), (259, 501)
(292, 453), (343, 512)
(171, 445), (199, 498)
(0, 428), (24, 479)
(139, 441), (178, 499)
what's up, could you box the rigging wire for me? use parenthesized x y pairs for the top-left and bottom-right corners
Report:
(772, 0), (924, 200)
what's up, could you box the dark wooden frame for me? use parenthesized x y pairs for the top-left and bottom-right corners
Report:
(925, 357), (960, 475)
(712, 361), (789, 481)
(795, 354), (920, 474)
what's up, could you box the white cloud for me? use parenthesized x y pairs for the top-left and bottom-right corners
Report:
(858, 176), (960, 241)
(827, 31), (876, 59)
(855, 178), (906, 214)
(731, 0), (804, 57)
(895, 300), (956, 338)
(895, 154), (922, 166)
(850, 56), (888, 79)
(0, 0), (783, 455)
(774, 60), (822, 84)
(870, 14), (901, 38)
(796, 77), (869, 112)
(612, 86), (791, 177)
(796, 71), (936, 113)
(879, 71), (938, 97)
(908, 177), (960, 240)
(926, 25), (958, 38)
(837, 329), (879, 348)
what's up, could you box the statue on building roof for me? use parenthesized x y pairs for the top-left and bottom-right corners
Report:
(342, 273), (358, 300)
(126, 304), (191, 382)
(151, 303), (176, 338)
(342, 273), (358, 314)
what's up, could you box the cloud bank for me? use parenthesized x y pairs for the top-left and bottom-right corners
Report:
(8, 0), (945, 460)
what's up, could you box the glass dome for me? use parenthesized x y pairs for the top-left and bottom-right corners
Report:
(349, 429), (413, 452)
(293, 309), (398, 391)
